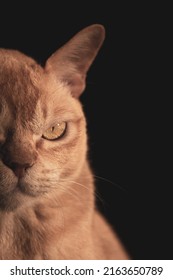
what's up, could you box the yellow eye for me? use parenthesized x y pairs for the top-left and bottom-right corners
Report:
(42, 122), (67, 141)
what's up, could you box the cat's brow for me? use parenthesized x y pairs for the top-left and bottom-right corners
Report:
(45, 108), (82, 124)
(53, 107), (79, 119)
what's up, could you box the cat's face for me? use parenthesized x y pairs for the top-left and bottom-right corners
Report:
(0, 51), (86, 210)
(0, 25), (105, 211)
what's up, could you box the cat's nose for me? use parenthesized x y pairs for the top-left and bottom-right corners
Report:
(5, 161), (33, 178)
(1, 144), (38, 178)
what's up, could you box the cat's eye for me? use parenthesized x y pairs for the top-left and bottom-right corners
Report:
(42, 122), (67, 141)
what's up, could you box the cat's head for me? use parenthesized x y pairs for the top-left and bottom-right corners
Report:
(0, 24), (105, 211)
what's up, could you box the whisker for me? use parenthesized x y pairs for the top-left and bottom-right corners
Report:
(94, 175), (127, 193)
(60, 179), (104, 205)
(60, 179), (89, 190)
(39, 181), (82, 202)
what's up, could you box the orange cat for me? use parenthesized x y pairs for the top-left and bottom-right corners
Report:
(0, 24), (129, 259)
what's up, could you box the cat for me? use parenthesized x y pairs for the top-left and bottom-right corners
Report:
(0, 24), (129, 260)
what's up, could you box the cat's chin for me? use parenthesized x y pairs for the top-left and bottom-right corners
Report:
(0, 190), (30, 212)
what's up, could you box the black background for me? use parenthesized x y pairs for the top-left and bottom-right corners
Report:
(0, 3), (171, 260)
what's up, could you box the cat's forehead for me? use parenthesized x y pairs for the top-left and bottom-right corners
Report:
(0, 49), (43, 121)
(0, 49), (82, 128)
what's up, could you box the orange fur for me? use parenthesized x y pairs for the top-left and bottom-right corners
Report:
(0, 25), (129, 259)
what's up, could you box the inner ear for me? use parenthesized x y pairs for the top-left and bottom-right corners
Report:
(45, 24), (105, 98)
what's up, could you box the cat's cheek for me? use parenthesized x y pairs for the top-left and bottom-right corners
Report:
(22, 157), (61, 189)
(59, 139), (87, 180)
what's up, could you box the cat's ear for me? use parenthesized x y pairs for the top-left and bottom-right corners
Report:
(45, 24), (105, 98)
